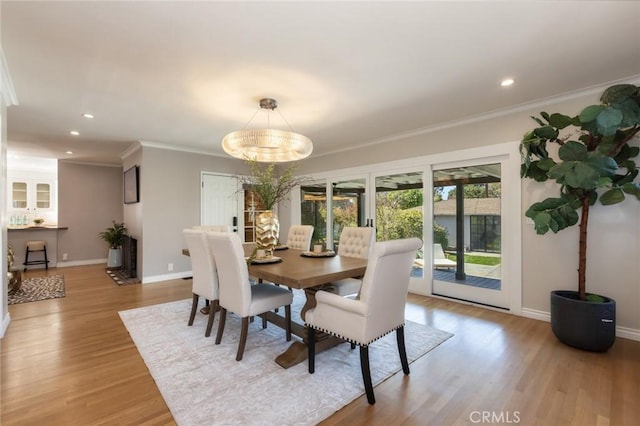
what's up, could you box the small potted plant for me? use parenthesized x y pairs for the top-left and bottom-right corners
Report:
(99, 221), (127, 268)
(520, 83), (640, 351)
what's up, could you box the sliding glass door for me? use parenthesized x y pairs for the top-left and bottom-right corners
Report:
(373, 170), (424, 279)
(431, 160), (508, 308)
(295, 143), (521, 312)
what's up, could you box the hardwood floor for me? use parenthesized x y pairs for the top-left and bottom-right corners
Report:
(2, 265), (638, 425)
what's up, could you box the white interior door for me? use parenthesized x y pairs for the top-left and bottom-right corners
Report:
(201, 173), (240, 232)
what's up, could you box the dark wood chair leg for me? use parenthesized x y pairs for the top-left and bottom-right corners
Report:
(308, 327), (316, 374)
(188, 294), (199, 326)
(350, 343), (356, 350)
(360, 345), (375, 404)
(261, 314), (267, 329)
(396, 326), (410, 375)
(44, 246), (49, 270)
(215, 307), (227, 344)
(236, 317), (249, 361)
(285, 305), (292, 341)
(205, 300), (219, 337)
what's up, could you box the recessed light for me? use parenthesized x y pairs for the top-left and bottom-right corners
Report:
(501, 78), (514, 87)
(82, 113), (94, 119)
(70, 130), (80, 136)
(65, 151), (73, 155)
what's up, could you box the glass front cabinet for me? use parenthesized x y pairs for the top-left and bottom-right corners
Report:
(9, 178), (54, 212)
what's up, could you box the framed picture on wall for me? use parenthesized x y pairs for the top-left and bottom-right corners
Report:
(124, 165), (139, 204)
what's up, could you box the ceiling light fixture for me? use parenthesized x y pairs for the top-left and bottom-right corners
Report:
(70, 130), (79, 136)
(82, 113), (94, 119)
(501, 78), (514, 87)
(221, 98), (313, 162)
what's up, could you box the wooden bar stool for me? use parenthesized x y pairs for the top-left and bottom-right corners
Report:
(23, 240), (50, 271)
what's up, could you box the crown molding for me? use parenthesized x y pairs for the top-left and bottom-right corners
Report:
(312, 74), (640, 159)
(120, 141), (142, 160)
(137, 140), (228, 158)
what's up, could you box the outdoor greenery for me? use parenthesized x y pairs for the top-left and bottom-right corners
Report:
(433, 221), (449, 250)
(376, 190), (423, 241)
(520, 83), (640, 301)
(99, 221), (127, 249)
(447, 182), (501, 199)
(447, 253), (501, 266)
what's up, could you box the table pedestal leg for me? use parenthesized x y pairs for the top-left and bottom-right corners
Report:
(275, 285), (343, 369)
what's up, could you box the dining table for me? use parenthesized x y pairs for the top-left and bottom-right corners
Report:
(246, 246), (368, 369)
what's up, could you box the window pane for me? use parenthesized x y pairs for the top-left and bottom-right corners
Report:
(433, 164), (502, 289)
(300, 181), (327, 246)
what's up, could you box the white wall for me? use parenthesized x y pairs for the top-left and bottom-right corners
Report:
(135, 144), (244, 282)
(1, 44), (19, 338)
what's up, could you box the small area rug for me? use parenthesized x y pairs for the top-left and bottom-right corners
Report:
(8, 274), (65, 304)
(119, 291), (452, 425)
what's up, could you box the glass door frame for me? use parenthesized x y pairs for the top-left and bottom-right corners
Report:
(288, 141), (522, 313)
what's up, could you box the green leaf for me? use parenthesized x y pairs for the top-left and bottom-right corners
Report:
(558, 141), (588, 161)
(596, 107), (624, 136)
(563, 207), (580, 226)
(530, 116), (545, 126)
(596, 176), (612, 187)
(550, 210), (567, 229)
(539, 197), (567, 210)
(540, 112), (550, 121)
(600, 84), (638, 104)
(600, 188), (625, 205)
(579, 105), (604, 123)
(612, 98), (640, 127)
(622, 182), (640, 199)
(533, 211), (551, 234)
(521, 161), (550, 182)
(548, 113), (573, 129)
(537, 157), (556, 171)
(586, 152), (619, 177)
(534, 126), (558, 140)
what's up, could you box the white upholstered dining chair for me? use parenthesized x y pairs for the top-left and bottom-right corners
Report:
(330, 226), (375, 296)
(305, 237), (422, 405)
(207, 231), (293, 361)
(285, 225), (314, 250)
(183, 228), (220, 337)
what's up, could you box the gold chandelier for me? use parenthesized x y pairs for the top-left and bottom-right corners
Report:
(222, 98), (313, 162)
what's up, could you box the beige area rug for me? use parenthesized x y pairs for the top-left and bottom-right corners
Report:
(119, 291), (453, 425)
(8, 274), (65, 304)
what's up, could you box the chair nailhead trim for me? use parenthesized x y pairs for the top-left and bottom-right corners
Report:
(305, 323), (404, 347)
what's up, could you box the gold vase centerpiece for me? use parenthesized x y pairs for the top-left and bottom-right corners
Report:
(255, 210), (280, 253)
(244, 159), (306, 254)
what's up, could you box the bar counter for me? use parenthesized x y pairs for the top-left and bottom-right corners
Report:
(8, 225), (69, 270)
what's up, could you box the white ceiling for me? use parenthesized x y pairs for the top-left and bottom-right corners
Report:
(3, 1), (639, 166)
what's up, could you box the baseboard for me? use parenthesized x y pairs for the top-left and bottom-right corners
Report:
(521, 307), (550, 323)
(1, 312), (11, 339)
(142, 271), (192, 284)
(521, 308), (640, 342)
(56, 258), (107, 268)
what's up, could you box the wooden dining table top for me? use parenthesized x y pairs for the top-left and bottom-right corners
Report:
(247, 248), (367, 289)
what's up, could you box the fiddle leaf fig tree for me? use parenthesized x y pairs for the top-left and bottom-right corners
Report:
(520, 84), (640, 301)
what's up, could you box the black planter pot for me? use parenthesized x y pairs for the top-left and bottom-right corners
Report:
(550, 290), (616, 352)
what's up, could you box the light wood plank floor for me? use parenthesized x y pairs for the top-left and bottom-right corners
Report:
(2, 265), (638, 425)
